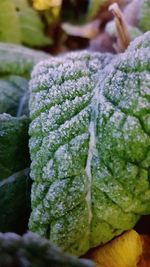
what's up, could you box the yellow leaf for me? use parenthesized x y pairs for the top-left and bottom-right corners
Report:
(88, 230), (143, 267)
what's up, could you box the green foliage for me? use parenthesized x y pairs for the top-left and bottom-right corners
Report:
(0, 43), (49, 233)
(0, 114), (29, 180)
(0, 0), (21, 43)
(0, 0), (50, 46)
(29, 32), (150, 256)
(13, 0), (51, 46)
(87, 0), (106, 20)
(139, 0), (150, 32)
(29, 51), (114, 256)
(0, 76), (28, 116)
(0, 43), (49, 116)
(0, 42), (48, 76)
(0, 168), (31, 233)
(61, 0), (107, 24)
(0, 114), (31, 232)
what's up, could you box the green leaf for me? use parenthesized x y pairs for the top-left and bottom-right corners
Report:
(139, 0), (150, 32)
(0, 168), (31, 233)
(0, 75), (29, 116)
(0, 0), (21, 43)
(0, 43), (49, 115)
(29, 51), (115, 256)
(87, 0), (106, 20)
(0, 0), (50, 46)
(0, 42), (49, 76)
(29, 33), (150, 256)
(13, 0), (51, 46)
(0, 114), (30, 180)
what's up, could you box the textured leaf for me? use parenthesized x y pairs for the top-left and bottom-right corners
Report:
(29, 51), (115, 255)
(0, 0), (21, 43)
(29, 33), (150, 256)
(127, 30), (150, 50)
(0, 42), (49, 77)
(0, 232), (94, 267)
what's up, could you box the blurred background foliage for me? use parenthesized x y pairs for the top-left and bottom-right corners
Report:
(0, 0), (149, 54)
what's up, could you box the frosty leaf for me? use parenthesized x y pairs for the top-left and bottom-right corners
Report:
(29, 33), (150, 256)
(0, 232), (94, 267)
(127, 30), (150, 50)
(0, 42), (48, 77)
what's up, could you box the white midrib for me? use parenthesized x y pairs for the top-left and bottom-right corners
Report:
(85, 120), (96, 223)
(85, 81), (100, 226)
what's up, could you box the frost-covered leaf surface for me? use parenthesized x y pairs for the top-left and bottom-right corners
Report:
(0, 43), (48, 77)
(29, 33), (150, 256)
(0, 232), (94, 267)
(127, 30), (150, 51)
